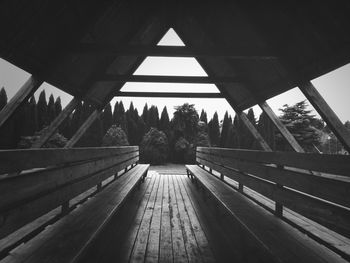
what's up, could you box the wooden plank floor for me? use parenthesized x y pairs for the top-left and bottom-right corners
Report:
(78, 171), (244, 263)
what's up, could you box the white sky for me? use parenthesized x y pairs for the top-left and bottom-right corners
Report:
(1, 28), (349, 122)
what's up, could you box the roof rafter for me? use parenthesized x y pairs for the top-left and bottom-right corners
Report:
(100, 74), (242, 84)
(71, 45), (277, 60)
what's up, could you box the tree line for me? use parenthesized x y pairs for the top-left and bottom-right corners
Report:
(0, 87), (349, 164)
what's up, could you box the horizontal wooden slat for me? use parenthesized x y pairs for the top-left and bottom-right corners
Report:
(0, 146), (138, 174)
(0, 152), (138, 210)
(101, 75), (242, 84)
(115, 91), (223, 98)
(197, 147), (350, 176)
(197, 156), (350, 237)
(0, 157), (138, 239)
(196, 152), (350, 208)
(72, 44), (278, 59)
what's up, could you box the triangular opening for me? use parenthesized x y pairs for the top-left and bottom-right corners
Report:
(157, 28), (185, 46)
(121, 28), (219, 93)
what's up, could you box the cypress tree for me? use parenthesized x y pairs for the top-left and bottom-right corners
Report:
(0, 87), (7, 110)
(112, 101), (119, 124)
(199, 109), (207, 124)
(233, 115), (242, 148)
(257, 112), (276, 150)
(245, 108), (256, 149)
(148, 105), (159, 129)
(54, 97), (62, 118)
(47, 94), (56, 124)
(27, 96), (38, 135)
(0, 88), (15, 149)
(220, 111), (230, 147)
(37, 90), (48, 130)
(159, 106), (170, 132)
(208, 112), (220, 146)
(142, 103), (149, 125)
(117, 101), (127, 133)
(102, 103), (113, 133)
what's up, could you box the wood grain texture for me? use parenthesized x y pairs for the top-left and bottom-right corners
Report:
(186, 165), (348, 263)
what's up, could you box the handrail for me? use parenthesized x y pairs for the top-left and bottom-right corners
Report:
(196, 147), (350, 238)
(0, 146), (139, 241)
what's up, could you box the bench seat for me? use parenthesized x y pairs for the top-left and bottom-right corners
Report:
(186, 164), (347, 263)
(4, 164), (149, 263)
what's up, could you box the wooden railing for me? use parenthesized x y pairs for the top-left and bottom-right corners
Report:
(196, 147), (350, 238)
(0, 146), (139, 241)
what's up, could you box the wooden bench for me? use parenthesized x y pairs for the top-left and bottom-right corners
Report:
(0, 146), (149, 263)
(186, 146), (350, 263)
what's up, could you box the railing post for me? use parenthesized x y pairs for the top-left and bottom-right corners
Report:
(97, 182), (102, 192)
(61, 201), (70, 215)
(238, 182), (244, 193)
(275, 164), (284, 217)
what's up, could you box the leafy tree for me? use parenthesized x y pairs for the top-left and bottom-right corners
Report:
(102, 125), (129, 146)
(196, 121), (210, 147)
(0, 87), (7, 110)
(277, 100), (321, 152)
(37, 90), (48, 129)
(208, 112), (220, 146)
(220, 111), (230, 147)
(140, 128), (168, 164)
(173, 137), (190, 163)
(159, 106), (170, 133)
(18, 127), (67, 148)
(47, 94), (56, 124)
(199, 109), (207, 124)
(102, 103), (113, 133)
(172, 103), (199, 141)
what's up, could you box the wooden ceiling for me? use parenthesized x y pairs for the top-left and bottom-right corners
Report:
(0, 0), (349, 111)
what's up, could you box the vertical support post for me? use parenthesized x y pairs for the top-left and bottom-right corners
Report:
(61, 201), (70, 215)
(238, 182), (244, 193)
(299, 81), (350, 153)
(0, 76), (43, 128)
(32, 97), (80, 148)
(259, 101), (304, 152)
(97, 182), (102, 192)
(64, 109), (101, 148)
(238, 111), (272, 151)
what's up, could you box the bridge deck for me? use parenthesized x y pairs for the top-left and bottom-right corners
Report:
(77, 171), (242, 262)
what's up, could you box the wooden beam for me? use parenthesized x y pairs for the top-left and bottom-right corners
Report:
(31, 98), (81, 148)
(115, 91), (223, 98)
(259, 101), (305, 152)
(100, 75), (241, 84)
(64, 109), (102, 148)
(238, 112), (272, 151)
(0, 76), (43, 128)
(299, 81), (350, 153)
(72, 45), (278, 59)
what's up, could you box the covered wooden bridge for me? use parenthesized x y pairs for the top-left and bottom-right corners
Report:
(0, 1), (350, 262)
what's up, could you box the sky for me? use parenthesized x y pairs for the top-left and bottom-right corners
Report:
(0, 28), (349, 122)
